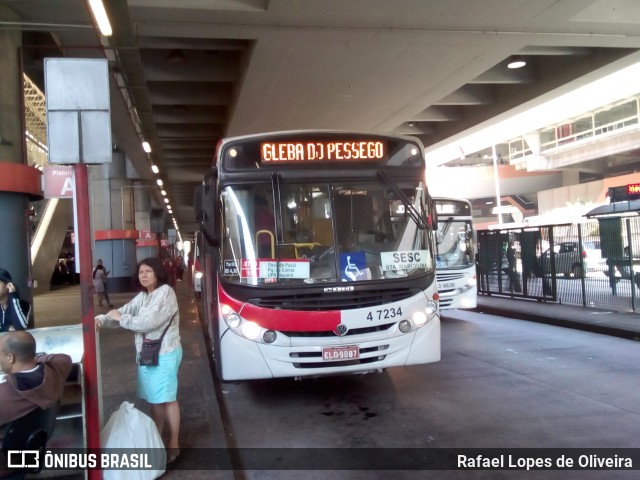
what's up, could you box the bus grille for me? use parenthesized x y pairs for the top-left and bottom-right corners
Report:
(249, 288), (420, 311)
(281, 323), (395, 338)
(290, 345), (389, 369)
(436, 272), (465, 281)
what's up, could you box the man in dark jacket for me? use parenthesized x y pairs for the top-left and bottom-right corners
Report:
(0, 331), (72, 444)
(0, 269), (30, 332)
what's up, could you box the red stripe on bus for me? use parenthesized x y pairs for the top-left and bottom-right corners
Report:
(219, 283), (341, 332)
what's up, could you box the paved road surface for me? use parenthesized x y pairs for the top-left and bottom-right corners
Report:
(213, 310), (640, 479)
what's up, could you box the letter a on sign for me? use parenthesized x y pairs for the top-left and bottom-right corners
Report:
(61, 177), (74, 196)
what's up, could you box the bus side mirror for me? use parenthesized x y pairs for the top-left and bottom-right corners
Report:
(195, 182), (219, 247)
(202, 228), (219, 248)
(431, 200), (438, 231)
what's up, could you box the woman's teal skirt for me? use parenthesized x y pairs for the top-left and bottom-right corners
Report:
(137, 346), (182, 403)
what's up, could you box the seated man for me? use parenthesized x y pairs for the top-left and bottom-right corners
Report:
(0, 331), (72, 455)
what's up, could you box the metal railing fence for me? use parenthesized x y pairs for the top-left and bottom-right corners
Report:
(477, 218), (640, 312)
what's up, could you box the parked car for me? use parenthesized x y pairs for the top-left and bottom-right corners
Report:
(541, 240), (604, 278)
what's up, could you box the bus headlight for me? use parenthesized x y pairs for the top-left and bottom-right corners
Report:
(220, 304), (279, 344)
(460, 297), (475, 309)
(241, 321), (260, 339)
(226, 312), (242, 328)
(426, 300), (438, 315)
(466, 275), (477, 286)
(399, 320), (412, 333)
(263, 330), (277, 343)
(412, 311), (428, 326)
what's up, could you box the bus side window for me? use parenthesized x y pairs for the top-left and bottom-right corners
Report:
(334, 195), (374, 247)
(313, 218), (333, 245)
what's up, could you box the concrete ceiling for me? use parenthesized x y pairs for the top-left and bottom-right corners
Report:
(4, 0), (640, 235)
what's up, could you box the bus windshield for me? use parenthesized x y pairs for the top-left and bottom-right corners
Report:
(220, 179), (433, 285)
(435, 219), (474, 269)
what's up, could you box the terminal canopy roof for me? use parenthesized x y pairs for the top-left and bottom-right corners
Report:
(585, 200), (640, 218)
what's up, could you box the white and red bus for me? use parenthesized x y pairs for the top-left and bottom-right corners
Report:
(195, 131), (440, 380)
(433, 197), (477, 309)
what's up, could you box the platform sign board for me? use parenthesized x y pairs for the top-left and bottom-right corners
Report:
(44, 58), (111, 165)
(43, 166), (74, 198)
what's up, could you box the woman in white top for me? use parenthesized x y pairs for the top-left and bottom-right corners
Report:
(95, 257), (182, 463)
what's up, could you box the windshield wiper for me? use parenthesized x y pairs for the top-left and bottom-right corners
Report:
(377, 171), (428, 229)
(436, 217), (453, 244)
(271, 172), (284, 248)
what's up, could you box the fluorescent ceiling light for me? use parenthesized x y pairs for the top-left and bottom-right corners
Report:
(151, 164), (159, 174)
(507, 57), (526, 69)
(161, 190), (167, 196)
(142, 141), (151, 153)
(164, 198), (169, 203)
(87, 0), (112, 37)
(156, 179), (163, 186)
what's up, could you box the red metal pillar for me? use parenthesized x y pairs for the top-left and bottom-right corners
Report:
(74, 163), (101, 479)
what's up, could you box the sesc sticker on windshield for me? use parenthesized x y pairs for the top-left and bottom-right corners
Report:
(380, 250), (429, 271)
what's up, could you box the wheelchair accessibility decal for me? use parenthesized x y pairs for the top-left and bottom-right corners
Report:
(340, 252), (367, 281)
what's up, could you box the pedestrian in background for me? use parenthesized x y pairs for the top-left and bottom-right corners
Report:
(92, 259), (114, 308)
(174, 255), (186, 281)
(0, 268), (30, 332)
(163, 257), (176, 288)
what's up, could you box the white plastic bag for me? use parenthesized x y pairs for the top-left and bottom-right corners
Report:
(100, 401), (166, 480)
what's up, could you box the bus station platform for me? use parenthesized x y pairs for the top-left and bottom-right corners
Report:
(31, 280), (233, 480)
(475, 294), (640, 341)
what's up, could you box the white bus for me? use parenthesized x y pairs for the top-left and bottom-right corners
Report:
(433, 197), (477, 309)
(195, 130), (441, 380)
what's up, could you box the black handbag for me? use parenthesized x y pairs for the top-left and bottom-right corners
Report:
(139, 314), (175, 367)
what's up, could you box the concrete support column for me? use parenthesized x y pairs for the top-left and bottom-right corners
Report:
(90, 151), (138, 292)
(0, 6), (37, 324)
(133, 183), (158, 260)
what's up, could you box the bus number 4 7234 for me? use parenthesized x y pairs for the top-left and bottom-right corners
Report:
(367, 307), (402, 321)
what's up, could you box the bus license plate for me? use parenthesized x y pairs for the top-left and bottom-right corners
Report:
(322, 346), (359, 362)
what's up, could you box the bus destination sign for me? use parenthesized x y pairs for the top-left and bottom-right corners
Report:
(261, 140), (386, 163)
(435, 200), (471, 216)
